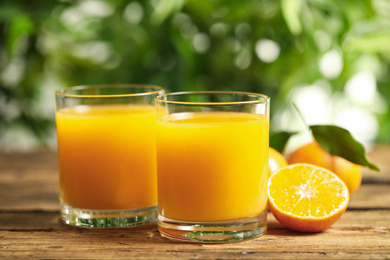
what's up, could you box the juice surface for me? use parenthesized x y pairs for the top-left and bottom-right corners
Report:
(56, 104), (157, 210)
(156, 112), (269, 221)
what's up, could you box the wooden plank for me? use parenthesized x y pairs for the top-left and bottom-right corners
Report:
(0, 151), (58, 211)
(0, 168), (59, 211)
(1, 183), (388, 211)
(0, 151), (59, 210)
(1, 148), (389, 259)
(0, 144), (388, 181)
(0, 151), (58, 171)
(1, 210), (389, 231)
(348, 184), (390, 209)
(363, 144), (390, 183)
(0, 211), (389, 259)
(0, 148), (389, 211)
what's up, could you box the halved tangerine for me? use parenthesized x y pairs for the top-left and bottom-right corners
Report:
(268, 163), (349, 232)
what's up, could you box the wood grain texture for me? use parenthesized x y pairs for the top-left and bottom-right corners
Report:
(1, 145), (390, 259)
(0, 146), (389, 211)
(0, 211), (389, 259)
(363, 144), (390, 183)
(0, 183), (389, 212)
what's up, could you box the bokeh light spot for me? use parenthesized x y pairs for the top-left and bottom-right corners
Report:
(192, 33), (210, 54)
(124, 2), (144, 25)
(255, 39), (280, 63)
(345, 72), (376, 104)
(319, 49), (343, 79)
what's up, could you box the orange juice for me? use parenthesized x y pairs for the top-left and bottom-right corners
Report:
(156, 112), (269, 221)
(56, 104), (157, 210)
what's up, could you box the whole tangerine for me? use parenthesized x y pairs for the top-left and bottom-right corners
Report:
(288, 141), (362, 196)
(268, 147), (288, 176)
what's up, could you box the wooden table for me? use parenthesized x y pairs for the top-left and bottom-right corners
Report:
(1, 145), (389, 259)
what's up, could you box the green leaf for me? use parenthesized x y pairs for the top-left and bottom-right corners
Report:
(310, 125), (380, 171)
(270, 131), (296, 153)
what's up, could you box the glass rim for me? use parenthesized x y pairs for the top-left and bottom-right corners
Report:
(55, 84), (164, 98)
(155, 91), (270, 105)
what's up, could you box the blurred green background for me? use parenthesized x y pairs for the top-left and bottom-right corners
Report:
(0, 0), (389, 152)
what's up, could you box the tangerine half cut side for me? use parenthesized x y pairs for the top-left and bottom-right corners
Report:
(268, 163), (350, 232)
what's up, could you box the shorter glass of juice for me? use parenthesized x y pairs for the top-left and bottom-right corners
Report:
(155, 91), (269, 243)
(55, 84), (164, 227)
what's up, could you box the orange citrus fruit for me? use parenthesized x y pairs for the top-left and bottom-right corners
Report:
(268, 147), (288, 175)
(288, 141), (362, 196)
(268, 163), (350, 232)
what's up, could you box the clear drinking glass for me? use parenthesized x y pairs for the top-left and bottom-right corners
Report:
(55, 84), (164, 227)
(155, 91), (269, 242)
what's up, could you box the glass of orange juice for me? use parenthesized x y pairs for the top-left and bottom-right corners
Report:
(55, 84), (164, 227)
(155, 91), (269, 242)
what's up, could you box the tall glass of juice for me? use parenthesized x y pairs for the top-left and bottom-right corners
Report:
(155, 91), (270, 242)
(55, 84), (164, 227)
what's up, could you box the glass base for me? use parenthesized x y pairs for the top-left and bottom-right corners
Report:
(158, 211), (267, 243)
(61, 204), (157, 228)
